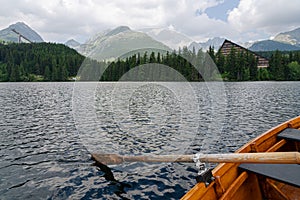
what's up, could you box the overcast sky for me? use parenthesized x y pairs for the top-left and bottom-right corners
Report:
(1, 0), (300, 43)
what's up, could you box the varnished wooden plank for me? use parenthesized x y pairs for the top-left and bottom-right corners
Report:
(266, 139), (287, 152)
(219, 172), (248, 200)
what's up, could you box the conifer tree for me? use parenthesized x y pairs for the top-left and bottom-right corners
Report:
(44, 66), (51, 81)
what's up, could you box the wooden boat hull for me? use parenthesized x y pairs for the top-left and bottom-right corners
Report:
(181, 116), (300, 200)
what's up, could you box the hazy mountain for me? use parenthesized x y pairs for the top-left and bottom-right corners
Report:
(188, 41), (202, 52)
(78, 26), (172, 61)
(0, 22), (44, 43)
(273, 27), (300, 46)
(242, 41), (255, 48)
(188, 37), (225, 52)
(65, 39), (81, 49)
(249, 40), (300, 51)
(140, 28), (193, 50)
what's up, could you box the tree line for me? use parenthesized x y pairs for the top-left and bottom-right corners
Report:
(1, 42), (300, 82)
(95, 49), (206, 81)
(95, 46), (300, 81)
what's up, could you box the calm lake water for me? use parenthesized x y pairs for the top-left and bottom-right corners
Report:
(0, 82), (299, 199)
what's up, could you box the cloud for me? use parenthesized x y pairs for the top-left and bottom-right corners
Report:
(228, 0), (300, 35)
(1, 0), (299, 43)
(0, 0), (227, 42)
(169, 12), (236, 41)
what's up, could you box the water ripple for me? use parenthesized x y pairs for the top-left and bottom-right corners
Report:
(0, 82), (300, 199)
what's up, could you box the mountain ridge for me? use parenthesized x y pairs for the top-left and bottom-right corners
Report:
(249, 40), (300, 51)
(273, 27), (300, 46)
(0, 22), (44, 43)
(188, 37), (225, 52)
(78, 26), (172, 61)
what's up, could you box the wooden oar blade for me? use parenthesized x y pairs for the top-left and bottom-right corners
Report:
(91, 153), (124, 165)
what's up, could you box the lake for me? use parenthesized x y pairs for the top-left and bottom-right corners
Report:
(0, 82), (299, 199)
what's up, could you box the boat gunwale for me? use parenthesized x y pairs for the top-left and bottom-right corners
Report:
(181, 115), (300, 199)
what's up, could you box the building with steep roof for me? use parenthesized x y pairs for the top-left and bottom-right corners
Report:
(219, 39), (269, 68)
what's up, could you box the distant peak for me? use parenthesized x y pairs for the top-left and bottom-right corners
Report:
(66, 38), (78, 42)
(116, 25), (131, 30)
(15, 21), (26, 25)
(1, 21), (44, 43)
(65, 39), (80, 47)
(105, 26), (131, 37)
(9, 21), (29, 28)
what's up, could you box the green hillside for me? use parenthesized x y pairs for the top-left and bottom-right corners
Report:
(0, 42), (84, 81)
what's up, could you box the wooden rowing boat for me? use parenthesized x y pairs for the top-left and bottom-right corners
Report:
(181, 116), (300, 200)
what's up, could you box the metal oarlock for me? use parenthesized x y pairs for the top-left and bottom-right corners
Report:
(193, 153), (214, 187)
(193, 153), (207, 173)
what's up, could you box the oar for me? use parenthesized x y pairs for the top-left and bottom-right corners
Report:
(91, 152), (300, 165)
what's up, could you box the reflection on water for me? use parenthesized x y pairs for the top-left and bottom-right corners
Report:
(0, 82), (300, 199)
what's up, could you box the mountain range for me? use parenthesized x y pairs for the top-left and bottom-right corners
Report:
(1, 22), (300, 58)
(248, 27), (300, 51)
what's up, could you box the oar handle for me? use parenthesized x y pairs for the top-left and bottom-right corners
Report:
(199, 152), (300, 164)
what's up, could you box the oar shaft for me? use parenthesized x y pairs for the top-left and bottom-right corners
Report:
(123, 152), (300, 164)
(91, 152), (300, 165)
(122, 154), (194, 163)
